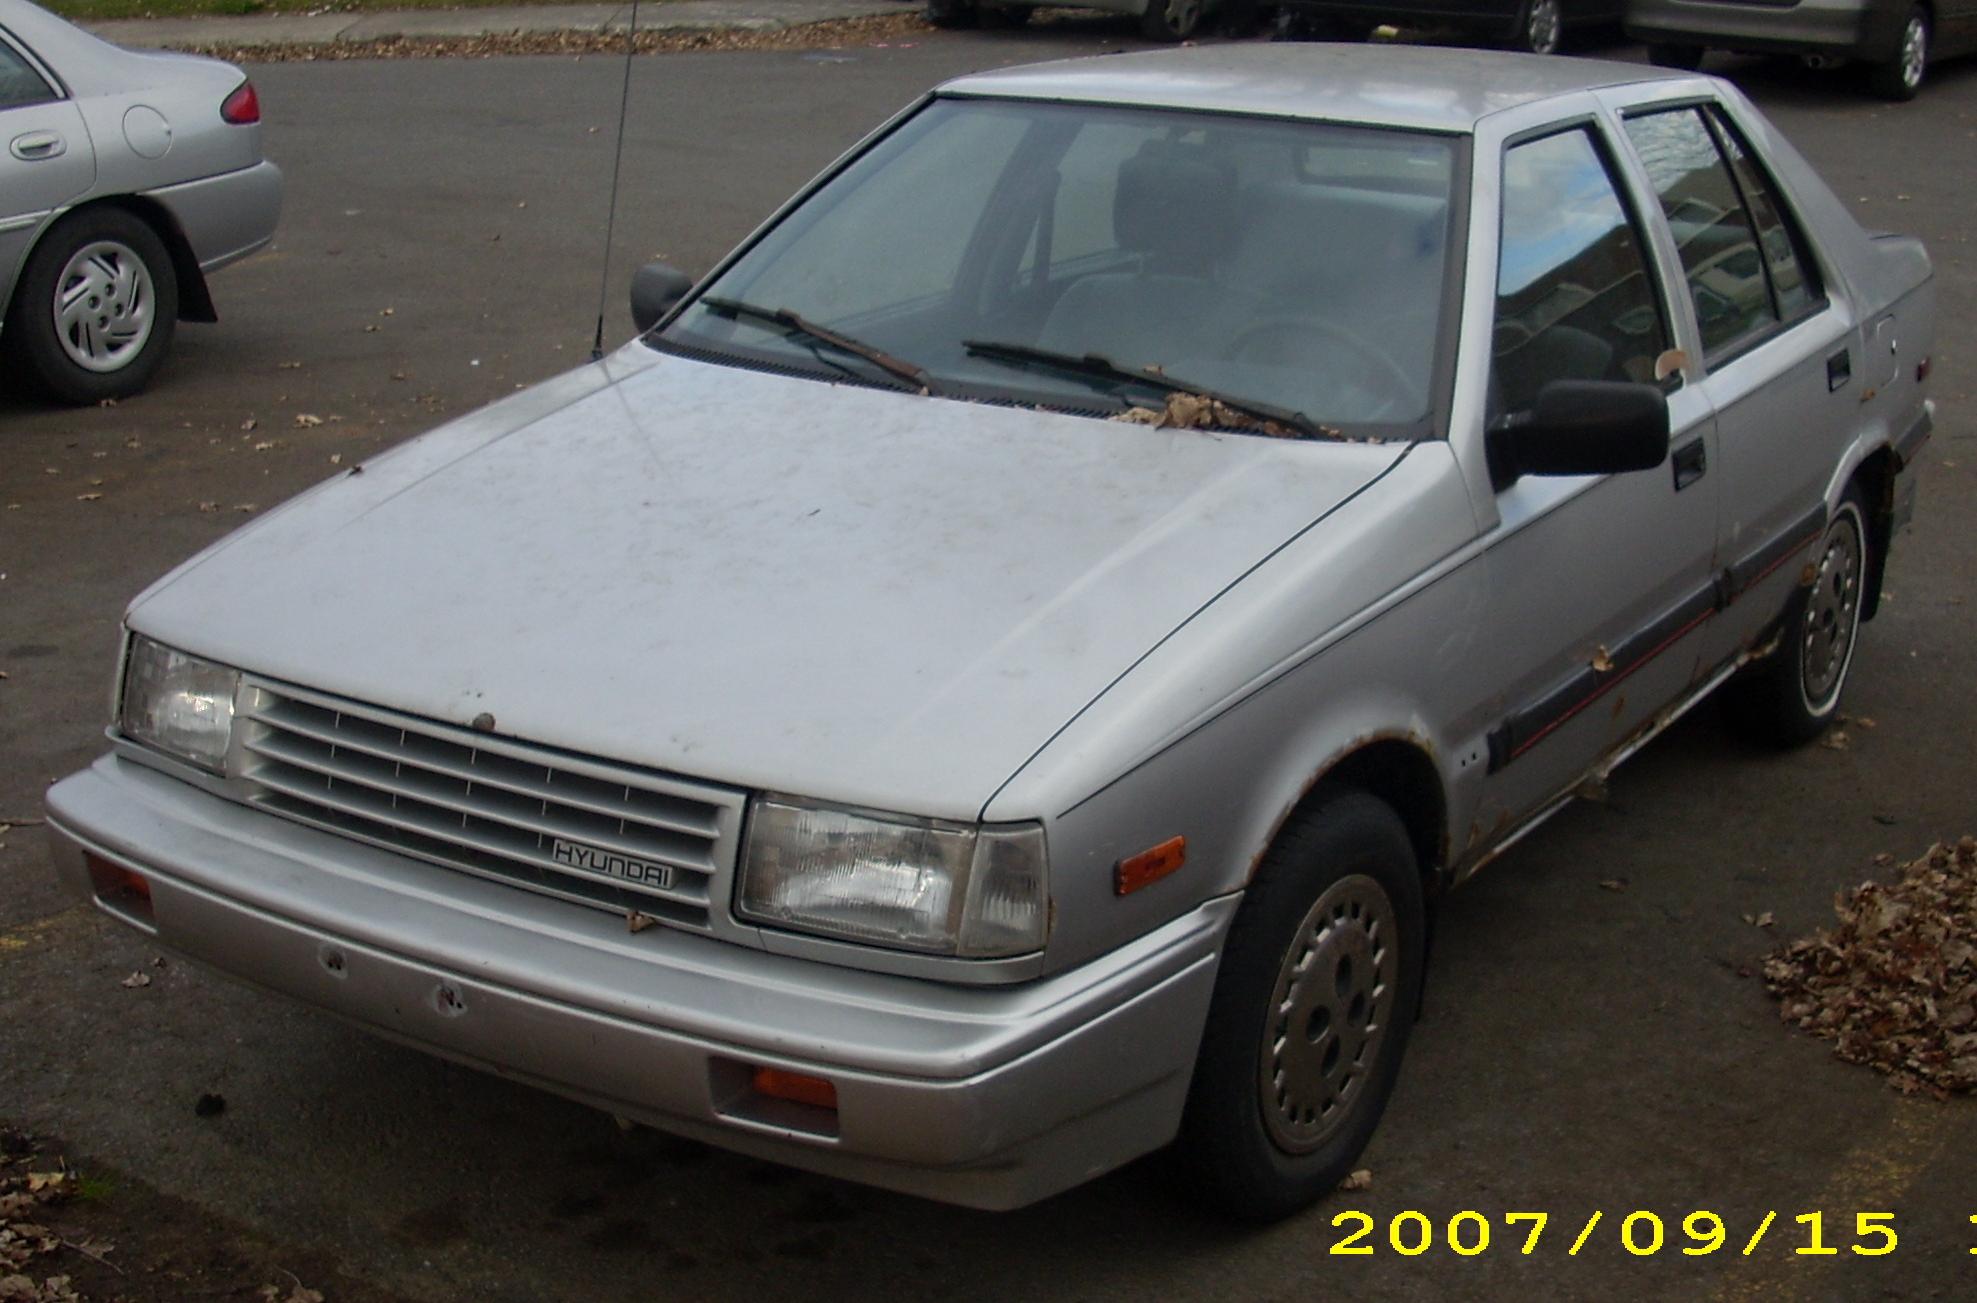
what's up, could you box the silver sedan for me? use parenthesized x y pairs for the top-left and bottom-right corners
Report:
(1, 0), (281, 402)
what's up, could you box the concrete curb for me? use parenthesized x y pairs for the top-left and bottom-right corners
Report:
(86, 1), (909, 50)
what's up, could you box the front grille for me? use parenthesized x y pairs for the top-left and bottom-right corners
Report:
(239, 683), (744, 930)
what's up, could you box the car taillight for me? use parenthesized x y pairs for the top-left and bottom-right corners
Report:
(220, 81), (260, 125)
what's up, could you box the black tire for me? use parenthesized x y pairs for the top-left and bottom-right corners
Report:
(1510, 0), (1562, 54)
(1720, 488), (1871, 747)
(1647, 43), (1706, 71)
(1177, 788), (1425, 1222)
(4, 206), (178, 405)
(978, 2), (1032, 25)
(1140, 0), (1205, 41)
(1867, 4), (1928, 101)
(925, 0), (978, 28)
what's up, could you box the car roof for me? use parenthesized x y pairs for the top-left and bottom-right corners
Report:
(937, 44), (1692, 134)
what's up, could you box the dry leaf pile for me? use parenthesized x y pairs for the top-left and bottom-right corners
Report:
(0, 1152), (79, 1303)
(1112, 391), (1335, 439)
(1764, 837), (1977, 1097)
(175, 14), (933, 63)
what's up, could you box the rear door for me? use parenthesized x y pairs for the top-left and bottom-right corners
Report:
(1616, 101), (1854, 674)
(0, 29), (93, 313)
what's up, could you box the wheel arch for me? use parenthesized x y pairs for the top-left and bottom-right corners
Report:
(52, 195), (217, 324)
(1251, 734), (1452, 921)
(1850, 445), (1898, 621)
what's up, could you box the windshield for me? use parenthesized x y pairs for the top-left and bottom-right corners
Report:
(656, 98), (1462, 439)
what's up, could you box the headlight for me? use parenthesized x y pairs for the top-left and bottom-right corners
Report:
(118, 635), (241, 774)
(738, 798), (1048, 958)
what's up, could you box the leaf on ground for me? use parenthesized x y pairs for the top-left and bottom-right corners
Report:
(1337, 1168), (1373, 1192)
(118, 972), (150, 989)
(1764, 836), (1977, 1096)
(293, 414), (323, 429)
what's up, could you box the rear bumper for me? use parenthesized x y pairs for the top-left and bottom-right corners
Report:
(45, 755), (1230, 1210)
(1625, 0), (1876, 57)
(144, 160), (283, 273)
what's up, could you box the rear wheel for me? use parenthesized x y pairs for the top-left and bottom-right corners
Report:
(1721, 489), (1870, 746)
(1648, 43), (1706, 70)
(925, 0), (978, 28)
(979, 3), (1032, 25)
(1140, 0), (1204, 41)
(1867, 5), (1929, 100)
(4, 206), (178, 404)
(1512, 0), (1562, 54)
(1177, 788), (1425, 1222)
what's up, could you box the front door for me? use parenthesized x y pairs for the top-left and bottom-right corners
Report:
(1472, 122), (1720, 829)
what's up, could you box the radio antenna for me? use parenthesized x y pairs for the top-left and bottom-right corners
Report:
(591, 0), (641, 362)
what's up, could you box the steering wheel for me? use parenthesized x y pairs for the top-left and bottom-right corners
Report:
(1225, 315), (1425, 420)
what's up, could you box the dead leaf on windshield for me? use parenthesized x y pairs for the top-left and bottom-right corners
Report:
(1112, 391), (1337, 440)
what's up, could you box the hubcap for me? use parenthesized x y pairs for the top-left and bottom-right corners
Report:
(1259, 874), (1398, 1155)
(53, 240), (154, 374)
(1900, 18), (1927, 90)
(1527, 0), (1560, 54)
(1800, 509), (1862, 711)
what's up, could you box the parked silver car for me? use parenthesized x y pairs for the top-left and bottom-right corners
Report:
(46, 45), (1931, 1218)
(1275, 0), (1624, 54)
(1626, 0), (1976, 99)
(1, 0), (281, 402)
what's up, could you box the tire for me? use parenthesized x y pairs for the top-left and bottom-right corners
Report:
(1140, 0), (1205, 41)
(1647, 43), (1706, 71)
(1720, 488), (1870, 747)
(4, 206), (178, 405)
(1511, 0), (1562, 54)
(978, 3), (1032, 25)
(925, 0), (978, 28)
(1867, 5), (1928, 101)
(1176, 788), (1426, 1222)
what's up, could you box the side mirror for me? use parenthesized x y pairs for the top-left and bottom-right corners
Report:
(630, 262), (694, 335)
(1488, 379), (1669, 488)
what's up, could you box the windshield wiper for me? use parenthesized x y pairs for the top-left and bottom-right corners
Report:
(700, 297), (934, 393)
(962, 339), (1332, 440)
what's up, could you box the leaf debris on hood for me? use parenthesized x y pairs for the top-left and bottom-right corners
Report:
(1763, 837), (1977, 1097)
(1111, 391), (1339, 440)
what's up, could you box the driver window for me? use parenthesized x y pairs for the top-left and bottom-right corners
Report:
(1494, 128), (1670, 417)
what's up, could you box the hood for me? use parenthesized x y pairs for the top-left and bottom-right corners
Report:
(132, 349), (1404, 819)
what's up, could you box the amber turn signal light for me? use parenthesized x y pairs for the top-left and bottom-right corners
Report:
(751, 1066), (838, 1112)
(1115, 835), (1186, 896)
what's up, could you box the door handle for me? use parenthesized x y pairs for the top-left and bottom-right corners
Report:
(1672, 437), (1706, 491)
(1826, 347), (1851, 391)
(9, 131), (66, 162)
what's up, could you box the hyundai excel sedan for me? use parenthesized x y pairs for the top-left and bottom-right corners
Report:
(44, 46), (1932, 1220)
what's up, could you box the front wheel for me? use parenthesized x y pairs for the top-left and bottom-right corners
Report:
(1140, 0), (1204, 41)
(1720, 489), (1870, 746)
(1176, 788), (1425, 1222)
(4, 207), (178, 404)
(1868, 5), (1929, 101)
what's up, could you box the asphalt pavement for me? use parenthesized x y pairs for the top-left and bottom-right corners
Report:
(3, 22), (1976, 1303)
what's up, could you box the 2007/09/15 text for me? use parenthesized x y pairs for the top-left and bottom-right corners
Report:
(1326, 1211), (1977, 1257)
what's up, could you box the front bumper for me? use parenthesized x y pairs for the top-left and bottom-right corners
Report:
(45, 755), (1231, 1210)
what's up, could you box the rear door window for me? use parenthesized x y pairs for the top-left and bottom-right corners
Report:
(1622, 107), (1782, 360)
